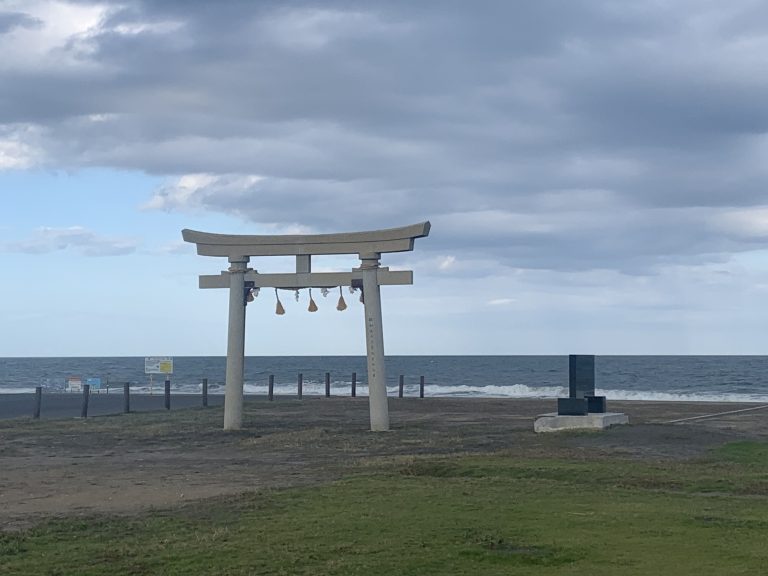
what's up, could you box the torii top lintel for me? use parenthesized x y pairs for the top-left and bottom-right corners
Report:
(182, 221), (430, 258)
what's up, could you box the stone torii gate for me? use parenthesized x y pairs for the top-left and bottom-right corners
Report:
(182, 222), (431, 432)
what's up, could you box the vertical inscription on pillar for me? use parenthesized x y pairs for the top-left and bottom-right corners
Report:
(367, 315), (377, 381)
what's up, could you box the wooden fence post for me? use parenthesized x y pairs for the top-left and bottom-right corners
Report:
(164, 378), (171, 410)
(268, 375), (274, 401)
(325, 372), (331, 397)
(124, 382), (130, 413)
(202, 378), (208, 407)
(33, 386), (42, 419)
(298, 373), (303, 399)
(351, 372), (357, 397)
(419, 376), (425, 398)
(398, 375), (404, 398)
(81, 384), (90, 418)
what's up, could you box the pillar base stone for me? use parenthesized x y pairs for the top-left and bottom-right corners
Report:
(534, 412), (629, 433)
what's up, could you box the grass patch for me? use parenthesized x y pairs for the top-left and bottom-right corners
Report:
(395, 448), (768, 496)
(3, 441), (768, 575)
(713, 440), (768, 464)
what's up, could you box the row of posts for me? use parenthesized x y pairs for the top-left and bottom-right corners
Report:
(270, 372), (426, 400)
(32, 379), (178, 419)
(31, 374), (427, 418)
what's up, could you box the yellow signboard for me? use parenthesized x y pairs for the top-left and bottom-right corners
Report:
(144, 357), (174, 375)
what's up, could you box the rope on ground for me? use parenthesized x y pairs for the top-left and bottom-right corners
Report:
(664, 404), (768, 424)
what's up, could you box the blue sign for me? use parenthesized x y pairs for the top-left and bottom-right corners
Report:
(86, 377), (102, 390)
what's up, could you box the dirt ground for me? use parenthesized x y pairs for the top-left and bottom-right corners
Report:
(2, 397), (767, 531)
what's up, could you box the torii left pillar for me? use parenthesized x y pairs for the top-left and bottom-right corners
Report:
(224, 256), (249, 430)
(360, 253), (389, 431)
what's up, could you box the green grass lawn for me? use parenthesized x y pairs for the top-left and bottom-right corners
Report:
(3, 440), (768, 575)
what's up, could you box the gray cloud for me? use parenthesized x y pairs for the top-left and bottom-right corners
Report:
(6, 226), (139, 256)
(0, 11), (42, 34)
(2, 0), (768, 274)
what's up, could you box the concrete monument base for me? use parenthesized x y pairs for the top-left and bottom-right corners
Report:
(534, 412), (629, 433)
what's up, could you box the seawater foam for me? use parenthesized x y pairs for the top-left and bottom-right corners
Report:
(241, 382), (568, 399)
(0, 386), (39, 394)
(239, 382), (768, 403)
(244, 380), (360, 396)
(420, 384), (567, 398)
(52, 381), (768, 404)
(597, 388), (768, 403)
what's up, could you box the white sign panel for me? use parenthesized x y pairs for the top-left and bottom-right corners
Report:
(144, 356), (174, 375)
(65, 376), (83, 392)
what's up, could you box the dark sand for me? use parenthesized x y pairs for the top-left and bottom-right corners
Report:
(1, 396), (767, 531)
(0, 392), (224, 420)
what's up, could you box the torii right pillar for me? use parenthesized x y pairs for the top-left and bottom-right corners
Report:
(359, 252), (389, 431)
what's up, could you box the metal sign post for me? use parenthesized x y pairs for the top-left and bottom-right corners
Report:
(145, 357), (174, 396)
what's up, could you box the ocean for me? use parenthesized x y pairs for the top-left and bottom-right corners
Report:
(1, 356), (767, 402)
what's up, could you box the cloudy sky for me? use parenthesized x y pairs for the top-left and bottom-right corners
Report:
(2, 0), (767, 357)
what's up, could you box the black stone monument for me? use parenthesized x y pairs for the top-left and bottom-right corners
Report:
(557, 355), (607, 416)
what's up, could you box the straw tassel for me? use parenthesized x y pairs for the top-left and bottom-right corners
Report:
(308, 289), (318, 312)
(336, 287), (347, 311)
(275, 288), (285, 315)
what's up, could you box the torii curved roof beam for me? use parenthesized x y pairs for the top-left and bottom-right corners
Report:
(182, 221), (431, 257)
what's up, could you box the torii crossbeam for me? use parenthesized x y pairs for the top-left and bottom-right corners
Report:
(182, 222), (430, 431)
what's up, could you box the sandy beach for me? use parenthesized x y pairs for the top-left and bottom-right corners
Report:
(2, 396), (767, 531)
(0, 392), (224, 420)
